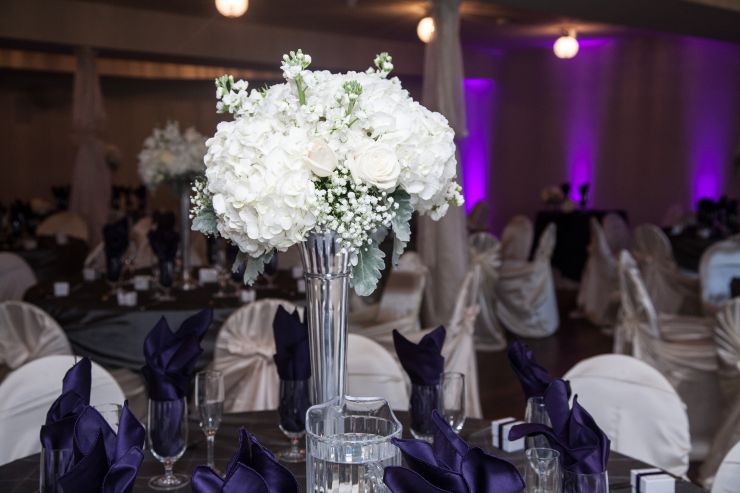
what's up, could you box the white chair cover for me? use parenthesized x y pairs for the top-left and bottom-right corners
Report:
(468, 232), (506, 351)
(0, 253), (37, 302)
(213, 299), (299, 413)
(712, 441), (740, 493)
(496, 223), (559, 338)
(699, 239), (740, 313)
(564, 354), (691, 476)
(632, 224), (701, 316)
(616, 251), (722, 460)
(129, 217), (156, 270)
(83, 242), (105, 272)
(0, 355), (124, 465)
(36, 211), (89, 243)
(0, 301), (71, 372)
(577, 219), (619, 326)
(500, 215), (533, 263)
(602, 213), (632, 256)
(347, 333), (409, 411)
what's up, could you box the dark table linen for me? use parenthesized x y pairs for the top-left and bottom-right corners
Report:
(6, 236), (88, 285)
(668, 232), (722, 272)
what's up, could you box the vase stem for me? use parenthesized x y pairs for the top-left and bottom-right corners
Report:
(179, 183), (195, 291)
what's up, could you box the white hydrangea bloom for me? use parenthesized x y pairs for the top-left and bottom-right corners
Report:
(138, 121), (207, 189)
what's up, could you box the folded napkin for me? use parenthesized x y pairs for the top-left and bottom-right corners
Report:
(148, 227), (179, 263)
(272, 306), (310, 381)
(103, 217), (129, 281)
(509, 379), (611, 474)
(385, 410), (524, 493)
(507, 339), (557, 399)
(393, 326), (446, 385)
(40, 357), (92, 451)
(58, 402), (145, 493)
(192, 427), (299, 493)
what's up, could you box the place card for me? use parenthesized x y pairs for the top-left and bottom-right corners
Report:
(133, 275), (150, 291)
(291, 266), (304, 279)
(55, 232), (68, 245)
(297, 279), (306, 293)
(53, 282), (70, 297)
(82, 267), (97, 282)
(490, 417), (525, 452)
(199, 268), (219, 284)
(239, 289), (256, 303)
(116, 290), (138, 307)
(630, 468), (675, 493)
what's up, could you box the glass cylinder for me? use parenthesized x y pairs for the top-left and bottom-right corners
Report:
(178, 182), (195, 291)
(562, 470), (609, 493)
(277, 379), (310, 463)
(525, 396), (552, 449)
(39, 449), (73, 493)
(525, 448), (561, 493)
(440, 372), (466, 433)
(409, 383), (440, 441)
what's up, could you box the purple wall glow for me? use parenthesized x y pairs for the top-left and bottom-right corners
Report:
(460, 78), (495, 213)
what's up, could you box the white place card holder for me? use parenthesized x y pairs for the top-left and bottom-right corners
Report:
(53, 282), (70, 297)
(490, 418), (525, 453)
(55, 232), (68, 245)
(82, 268), (97, 282)
(297, 279), (306, 294)
(199, 268), (219, 284)
(133, 276), (150, 291)
(630, 468), (675, 493)
(116, 290), (138, 307)
(239, 289), (256, 303)
(291, 266), (304, 279)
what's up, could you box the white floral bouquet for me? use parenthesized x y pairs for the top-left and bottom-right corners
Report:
(138, 121), (207, 189)
(191, 50), (463, 295)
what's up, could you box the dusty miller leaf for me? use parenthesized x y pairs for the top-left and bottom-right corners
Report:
(232, 250), (273, 286)
(390, 189), (413, 265)
(191, 202), (218, 236)
(351, 241), (385, 296)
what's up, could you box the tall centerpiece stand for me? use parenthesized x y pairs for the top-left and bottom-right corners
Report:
(176, 181), (196, 291)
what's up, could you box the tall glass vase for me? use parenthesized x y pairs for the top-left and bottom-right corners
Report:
(298, 231), (350, 405)
(178, 182), (196, 291)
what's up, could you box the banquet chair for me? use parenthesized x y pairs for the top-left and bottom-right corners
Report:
(576, 218), (620, 326)
(564, 354), (691, 476)
(496, 223), (560, 338)
(129, 216), (156, 270)
(632, 224), (701, 316)
(616, 251), (722, 460)
(83, 241), (105, 272)
(346, 333), (408, 411)
(0, 253), (37, 302)
(500, 215), (533, 263)
(213, 299), (300, 413)
(711, 441), (740, 493)
(468, 232), (506, 351)
(602, 213), (632, 255)
(0, 301), (72, 375)
(699, 238), (740, 313)
(36, 211), (89, 243)
(0, 355), (125, 466)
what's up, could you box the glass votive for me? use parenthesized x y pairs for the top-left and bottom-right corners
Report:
(562, 470), (609, 493)
(525, 448), (561, 493)
(39, 448), (73, 493)
(525, 396), (552, 449)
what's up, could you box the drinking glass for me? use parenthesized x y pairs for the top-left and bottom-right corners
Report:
(440, 372), (466, 433)
(93, 403), (122, 432)
(194, 370), (224, 471)
(525, 448), (561, 493)
(276, 379), (310, 463)
(156, 260), (175, 301)
(562, 470), (609, 493)
(147, 398), (189, 490)
(409, 383), (440, 441)
(525, 396), (552, 449)
(39, 449), (73, 493)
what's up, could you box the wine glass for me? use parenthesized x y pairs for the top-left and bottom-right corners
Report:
(525, 396), (552, 449)
(440, 372), (466, 433)
(525, 448), (561, 493)
(276, 379), (310, 462)
(147, 398), (189, 490)
(156, 259), (175, 302)
(194, 370), (224, 471)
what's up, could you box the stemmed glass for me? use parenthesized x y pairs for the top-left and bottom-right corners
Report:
(155, 259), (175, 302)
(440, 372), (466, 433)
(147, 398), (189, 490)
(194, 370), (224, 471)
(525, 396), (552, 449)
(409, 382), (440, 442)
(525, 448), (562, 493)
(276, 379), (310, 463)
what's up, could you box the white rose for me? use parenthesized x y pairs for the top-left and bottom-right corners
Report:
(303, 139), (338, 178)
(348, 144), (400, 190)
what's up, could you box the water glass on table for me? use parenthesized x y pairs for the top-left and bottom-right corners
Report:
(525, 396), (552, 449)
(147, 397), (189, 490)
(562, 470), (609, 493)
(39, 449), (72, 493)
(194, 370), (224, 472)
(440, 372), (466, 433)
(277, 379), (310, 463)
(525, 448), (561, 493)
(409, 382), (440, 441)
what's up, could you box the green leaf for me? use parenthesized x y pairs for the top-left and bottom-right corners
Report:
(191, 202), (218, 236)
(351, 241), (385, 296)
(232, 250), (273, 286)
(390, 189), (413, 265)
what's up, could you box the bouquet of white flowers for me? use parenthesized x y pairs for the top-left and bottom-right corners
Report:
(138, 121), (207, 189)
(191, 50), (463, 295)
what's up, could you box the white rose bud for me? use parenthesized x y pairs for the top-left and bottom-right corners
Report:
(304, 138), (338, 178)
(348, 144), (400, 190)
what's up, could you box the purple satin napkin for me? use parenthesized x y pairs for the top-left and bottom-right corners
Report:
(58, 402), (145, 493)
(191, 427), (300, 493)
(148, 228), (179, 263)
(507, 340), (555, 400)
(40, 357), (91, 451)
(508, 379), (611, 474)
(272, 306), (310, 381)
(393, 326), (446, 385)
(384, 410), (524, 493)
(103, 217), (129, 282)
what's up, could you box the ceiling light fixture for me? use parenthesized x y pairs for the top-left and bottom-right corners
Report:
(215, 0), (249, 18)
(417, 16), (436, 43)
(553, 30), (579, 59)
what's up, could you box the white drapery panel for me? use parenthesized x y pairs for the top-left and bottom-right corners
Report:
(699, 239), (740, 313)
(68, 48), (110, 246)
(0, 253), (37, 302)
(565, 354), (691, 476)
(500, 215), (533, 263)
(346, 334), (408, 411)
(496, 223), (559, 338)
(577, 218), (619, 326)
(632, 224), (701, 316)
(468, 232), (506, 351)
(0, 301), (71, 371)
(418, 0), (468, 326)
(212, 299), (299, 413)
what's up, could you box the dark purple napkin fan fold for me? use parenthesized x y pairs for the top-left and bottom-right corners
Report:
(58, 402), (145, 493)
(508, 379), (611, 474)
(103, 217), (129, 259)
(148, 227), (179, 262)
(507, 340), (557, 400)
(191, 427), (300, 493)
(141, 308), (213, 401)
(393, 326), (446, 385)
(384, 410), (524, 493)
(40, 357), (92, 451)
(272, 306), (310, 381)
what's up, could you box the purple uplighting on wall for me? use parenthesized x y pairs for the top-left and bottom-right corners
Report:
(460, 78), (495, 213)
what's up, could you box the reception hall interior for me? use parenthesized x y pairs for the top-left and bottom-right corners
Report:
(3, 0), (740, 492)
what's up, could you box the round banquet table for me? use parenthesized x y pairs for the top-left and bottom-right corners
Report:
(0, 410), (706, 492)
(23, 271), (304, 371)
(3, 236), (89, 285)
